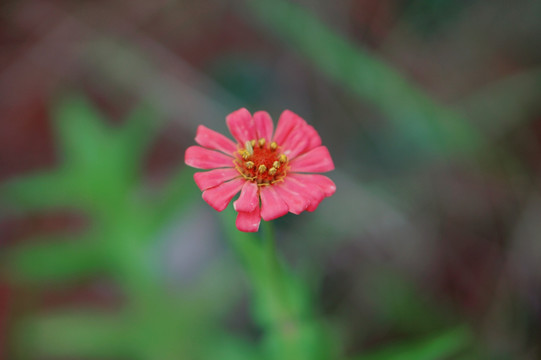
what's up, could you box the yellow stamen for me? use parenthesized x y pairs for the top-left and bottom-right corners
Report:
(270, 142), (278, 151)
(258, 138), (266, 147)
(258, 164), (267, 174)
(268, 168), (277, 176)
(250, 139), (256, 147)
(273, 161), (280, 169)
(279, 154), (287, 163)
(245, 141), (254, 155)
(245, 161), (254, 169)
(242, 151), (250, 160)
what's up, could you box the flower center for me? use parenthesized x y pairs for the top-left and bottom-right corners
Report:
(234, 138), (289, 186)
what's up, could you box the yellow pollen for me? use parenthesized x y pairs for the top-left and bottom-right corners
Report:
(258, 138), (266, 147)
(258, 165), (267, 174)
(268, 168), (277, 176)
(245, 161), (254, 169)
(251, 139), (256, 147)
(270, 142), (278, 151)
(273, 161), (280, 168)
(279, 154), (287, 163)
(241, 151), (250, 160)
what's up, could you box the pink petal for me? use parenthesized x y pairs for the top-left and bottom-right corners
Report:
(273, 110), (306, 145)
(236, 204), (261, 232)
(281, 121), (323, 159)
(290, 174), (336, 197)
(202, 178), (244, 212)
(259, 186), (289, 221)
(274, 183), (310, 215)
(305, 125), (322, 151)
(282, 177), (325, 212)
(226, 108), (257, 144)
(281, 126), (310, 159)
(306, 197), (324, 211)
(253, 111), (274, 141)
(233, 181), (259, 212)
(289, 146), (334, 173)
(185, 146), (235, 169)
(194, 168), (240, 191)
(195, 125), (237, 155)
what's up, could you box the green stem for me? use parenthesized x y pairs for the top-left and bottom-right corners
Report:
(260, 221), (301, 360)
(223, 210), (331, 360)
(261, 220), (294, 326)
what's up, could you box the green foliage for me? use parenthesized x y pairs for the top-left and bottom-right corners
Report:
(1, 96), (161, 215)
(4, 237), (104, 283)
(17, 312), (126, 358)
(0, 96), (241, 360)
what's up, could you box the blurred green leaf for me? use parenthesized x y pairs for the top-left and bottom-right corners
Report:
(355, 326), (472, 360)
(50, 96), (161, 211)
(245, 0), (486, 158)
(18, 312), (127, 358)
(203, 335), (263, 360)
(0, 171), (80, 211)
(4, 94), (231, 360)
(118, 104), (161, 174)
(53, 95), (112, 167)
(3, 238), (105, 283)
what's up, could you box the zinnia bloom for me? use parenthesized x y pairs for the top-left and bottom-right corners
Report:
(185, 108), (335, 232)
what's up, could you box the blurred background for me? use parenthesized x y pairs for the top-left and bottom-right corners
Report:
(1, 0), (541, 359)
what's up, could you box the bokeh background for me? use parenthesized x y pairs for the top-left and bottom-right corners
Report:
(1, 0), (541, 359)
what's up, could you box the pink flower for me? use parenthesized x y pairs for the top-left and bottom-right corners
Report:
(185, 108), (336, 232)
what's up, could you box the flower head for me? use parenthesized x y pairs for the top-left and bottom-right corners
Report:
(185, 108), (335, 232)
